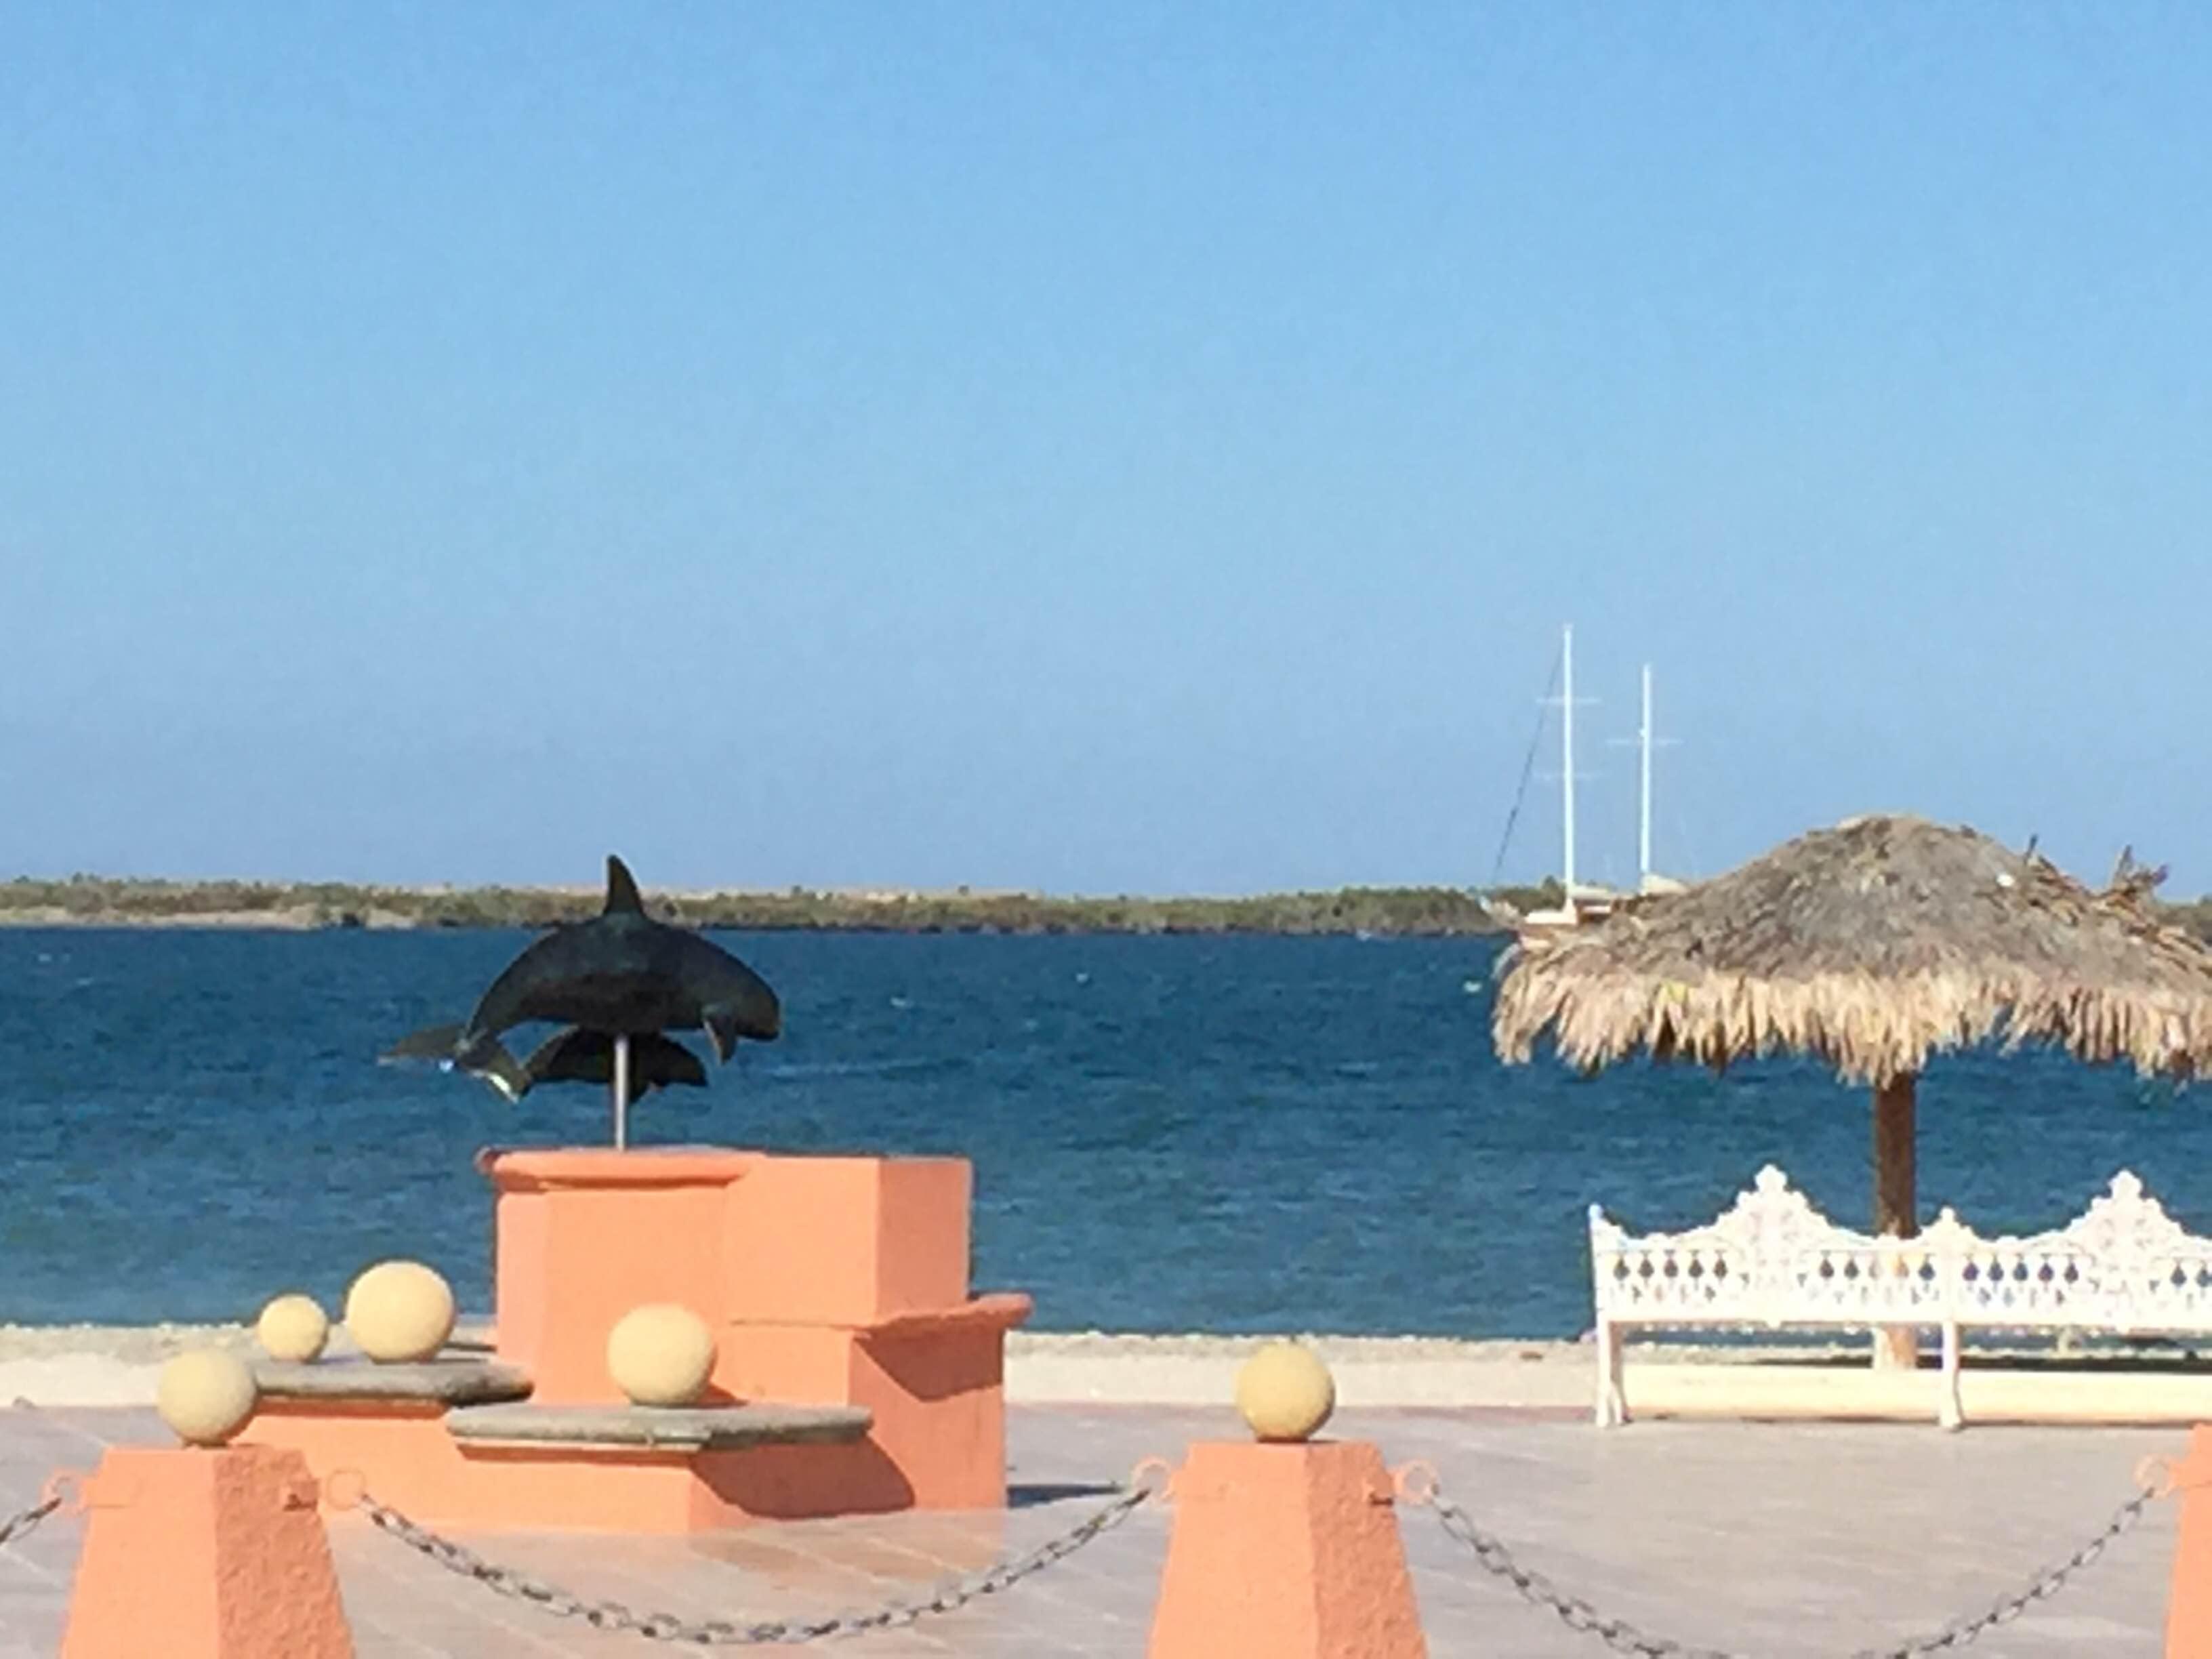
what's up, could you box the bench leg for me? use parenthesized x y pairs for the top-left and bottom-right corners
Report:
(1938, 1322), (1963, 1431)
(1595, 1319), (1627, 1428)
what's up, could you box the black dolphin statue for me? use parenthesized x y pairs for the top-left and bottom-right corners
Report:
(386, 855), (779, 1103)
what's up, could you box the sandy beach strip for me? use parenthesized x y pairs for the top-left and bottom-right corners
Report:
(0, 1323), (1616, 1408)
(9, 1324), (2209, 1420)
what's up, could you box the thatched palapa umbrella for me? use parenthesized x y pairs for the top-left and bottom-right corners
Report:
(1492, 814), (2212, 1364)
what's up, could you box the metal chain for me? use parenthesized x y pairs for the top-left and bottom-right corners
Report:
(1428, 1489), (1733, 1659)
(1427, 1481), (2154, 1659)
(1844, 1488), (2153, 1659)
(0, 1496), (60, 1551)
(361, 1483), (1152, 1645)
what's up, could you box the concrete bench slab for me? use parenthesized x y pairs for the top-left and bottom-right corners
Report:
(445, 1401), (872, 1450)
(253, 1356), (534, 1406)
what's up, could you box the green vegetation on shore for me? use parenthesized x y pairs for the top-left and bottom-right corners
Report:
(0, 874), (1570, 937)
(18, 873), (2212, 945)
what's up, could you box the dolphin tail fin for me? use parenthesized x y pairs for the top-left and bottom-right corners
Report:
(604, 855), (644, 916)
(456, 1035), (533, 1103)
(480, 1042), (532, 1103)
(381, 1022), (464, 1065)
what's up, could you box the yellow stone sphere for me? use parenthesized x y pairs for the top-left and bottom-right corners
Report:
(344, 1261), (456, 1364)
(607, 1304), (718, 1407)
(256, 1294), (331, 1363)
(1234, 1341), (1336, 1443)
(157, 1350), (259, 1447)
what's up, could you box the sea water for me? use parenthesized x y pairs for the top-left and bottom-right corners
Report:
(3, 928), (2209, 1334)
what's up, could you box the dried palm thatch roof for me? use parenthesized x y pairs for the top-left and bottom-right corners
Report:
(1492, 815), (2212, 1085)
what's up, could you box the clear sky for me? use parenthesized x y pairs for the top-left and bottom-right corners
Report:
(4, 5), (2209, 895)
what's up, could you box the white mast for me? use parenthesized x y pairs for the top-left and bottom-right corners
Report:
(1637, 663), (1653, 890)
(1620, 663), (1678, 894)
(1532, 622), (1597, 922)
(1560, 624), (1577, 897)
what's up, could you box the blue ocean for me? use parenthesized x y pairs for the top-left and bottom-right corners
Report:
(5, 928), (2209, 1334)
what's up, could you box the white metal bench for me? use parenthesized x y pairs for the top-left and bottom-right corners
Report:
(1589, 1166), (2212, 1429)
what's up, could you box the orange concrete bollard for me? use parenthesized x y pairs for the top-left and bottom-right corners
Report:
(2167, 1427), (2212, 1658)
(60, 1445), (354, 1659)
(1147, 1441), (1427, 1659)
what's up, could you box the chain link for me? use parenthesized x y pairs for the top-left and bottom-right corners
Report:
(0, 1496), (60, 1551)
(1427, 1481), (2154, 1659)
(361, 1483), (1152, 1645)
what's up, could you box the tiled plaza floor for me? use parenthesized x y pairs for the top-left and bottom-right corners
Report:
(0, 1401), (2185, 1656)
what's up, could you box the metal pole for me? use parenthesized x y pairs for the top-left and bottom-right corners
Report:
(1561, 624), (1576, 899)
(612, 1033), (630, 1150)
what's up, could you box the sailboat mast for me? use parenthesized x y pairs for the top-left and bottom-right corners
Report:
(1638, 663), (1653, 890)
(1561, 624), (1576, 897)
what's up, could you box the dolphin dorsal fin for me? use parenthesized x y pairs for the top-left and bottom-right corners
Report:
(604, 855), (645, 915)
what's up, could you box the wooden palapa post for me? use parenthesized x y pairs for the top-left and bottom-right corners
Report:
(1872, 1072), (1918, 1370)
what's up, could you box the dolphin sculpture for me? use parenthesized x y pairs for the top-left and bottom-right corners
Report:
(386, 855), (780, 1103)
(382, 1022), (708, 1102)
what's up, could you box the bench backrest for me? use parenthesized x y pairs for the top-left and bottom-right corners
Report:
(1591, 1168), (2212, 1332)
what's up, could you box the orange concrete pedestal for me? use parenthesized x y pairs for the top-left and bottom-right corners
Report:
(60, 1446), (353, 1659)
(233, 1148), (1027, 1534)
(1149, 1441), (1427, 1659)
(235, 1147), (1029, 1533)
(482, 1147), (1029, 1517)
(2167, 1426), (2212, 1656)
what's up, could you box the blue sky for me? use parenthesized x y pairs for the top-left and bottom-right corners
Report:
(4, 5), (2209, 895)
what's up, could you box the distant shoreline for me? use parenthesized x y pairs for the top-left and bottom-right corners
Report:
(13, 875), (2212, 943)
(0, 876), (1534, 937)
